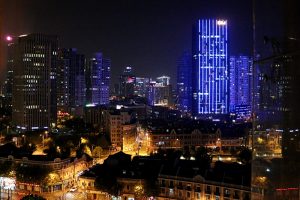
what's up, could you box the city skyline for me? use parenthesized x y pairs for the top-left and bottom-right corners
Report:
(1, 0), (259, 85)
(0, 1), (298, 199)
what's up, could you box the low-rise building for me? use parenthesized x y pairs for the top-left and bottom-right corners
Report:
(157, 174), (251, 200)
(0, 154), (92, 197)
(103, 109), (136, 149)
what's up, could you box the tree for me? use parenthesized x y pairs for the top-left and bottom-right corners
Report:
(183, 146), (191, 159)
(0, 160), (13, 176)
(195, 146), (212, 169)
(16, 165), (51, 184)
(92, 146), (103, 158)
(95, 173), (121, 196)
(238, 147), (252, 164)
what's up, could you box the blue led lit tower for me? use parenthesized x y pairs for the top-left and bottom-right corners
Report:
(87, 52), (110, 105)
(229, 56), (252, 110)
(192, 19), (229, 115)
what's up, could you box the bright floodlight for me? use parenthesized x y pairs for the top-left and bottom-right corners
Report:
(6, 35), (12, 41)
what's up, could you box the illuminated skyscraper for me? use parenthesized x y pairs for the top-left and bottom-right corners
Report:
(12, 34), (58, 131)
(86, 52), (110, 105)
(119, 66), (136, 97)
(192, 19), (229, 115)
(229, 55), (252, 111)
(134, 77), (150, 97)
(3, 42), (14, 108)
(57, 48), (85, 110)
(156, 76), (170, 86)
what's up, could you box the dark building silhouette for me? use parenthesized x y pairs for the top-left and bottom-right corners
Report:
(12, 33), (58, 131)
(119, 66), (135, 97)
(57, 48), (85, 110)
(177, 51), (192, 113)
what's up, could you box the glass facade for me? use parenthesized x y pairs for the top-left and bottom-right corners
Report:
(192, 19), (229, 115)
(229, 55), (252, 113)
(87, 52), (110, 105)
(177, 51), (192, 113)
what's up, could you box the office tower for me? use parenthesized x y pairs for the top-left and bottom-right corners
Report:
(177, 51), (192, 112)
(192, 19), (229, 115)
(57, 48), (85, 110)
(119, 66), (135, 97)
(12, 34), (58, 131)
(134, 77), (150, 97)
(229, 56), (252, 111)
(3, 42), (14, 108)
(256, 61), (290, 128)
(147, 80), (172, 107)
(86, 52), (110, 105)
(156, 76), (170, 86)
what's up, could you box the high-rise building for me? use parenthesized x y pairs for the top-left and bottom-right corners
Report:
(177, 51), (192, 112)
(12, 33), (58, 131)
(192, 19), (229, 115)
(229, 55), (252, 111)
(119, 66), (136, 97)
(86, 52), (110, 105)
(156, 76), (170, 86)
(134, 77), (150, 97)
(256, 61), (290, 128)
(3, 42), (14, 108)
(57, 48), (85, 110)
(147, 80), (172, 107)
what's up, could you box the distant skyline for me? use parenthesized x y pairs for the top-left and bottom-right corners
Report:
(1, 0), (282, 85)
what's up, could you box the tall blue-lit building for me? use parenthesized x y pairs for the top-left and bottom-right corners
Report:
(192, 19), (229, 116)
(177, 51), (192, 113)
(229, 55), (252, 112)
(86, 52), (110, 105)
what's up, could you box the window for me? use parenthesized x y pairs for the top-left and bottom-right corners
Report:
(179, 190), (182, 197)
(169, 180), (174, 187)
(169, 188), (174, 196)
(206, 185), (211, 193)
(187, 191), (191, 198)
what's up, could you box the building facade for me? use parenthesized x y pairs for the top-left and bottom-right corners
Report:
(103, 110), (134, 148)
(57, 48), (86, 110)
(192, 19), (229, 115)
(119, 66), (136, 97)
(12, 34), (58, 131)
(157, 174), (252, 200)
(86, 52), (110, 105)
(229, 56), (252, 113)
(134, 77), (151, 97)
(147, 81), (172, 107)
(157, 76), (170, 86)
(177, 51), (192, 113)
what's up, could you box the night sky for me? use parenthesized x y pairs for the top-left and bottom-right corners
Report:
(1, 0), (281, 85)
